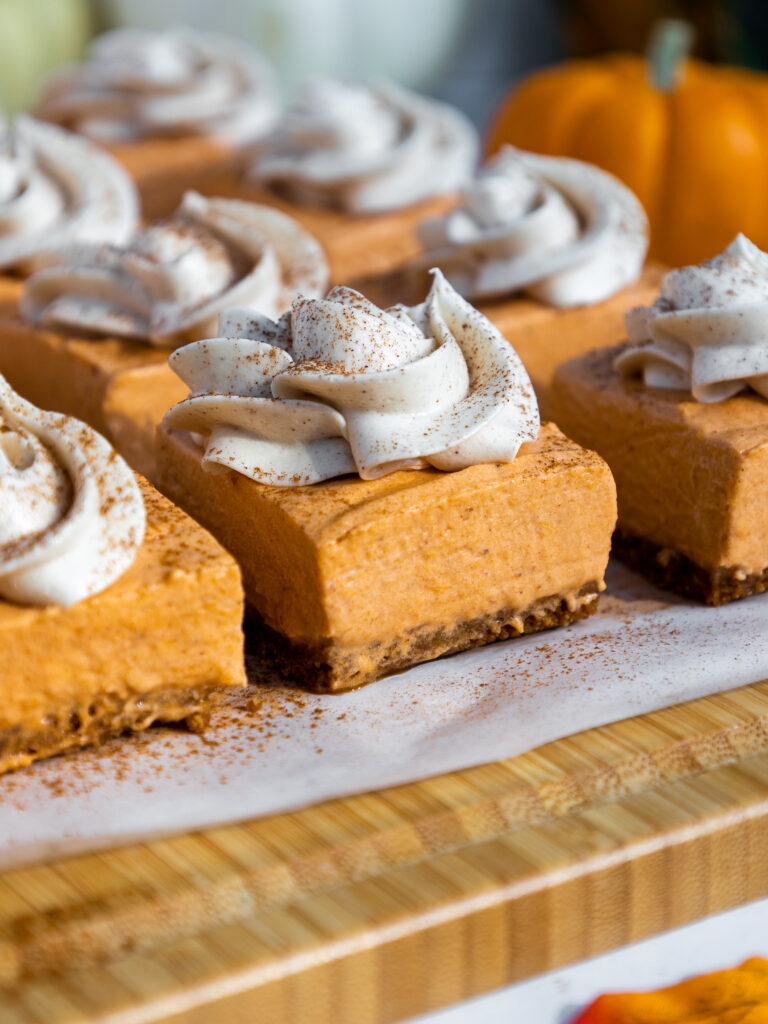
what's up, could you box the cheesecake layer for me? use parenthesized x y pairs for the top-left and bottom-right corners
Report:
(102, 363), (188, 481)
(0, 296), (185, 472)
(551, 344), (768, 583)
(482, 265), (665, 419)
(0, 478), (246, 773)
(155, 421), (616, 690)
(207, 179), (457, 285)
(108, 136), (245, 221)
(0, 276), (22, 307)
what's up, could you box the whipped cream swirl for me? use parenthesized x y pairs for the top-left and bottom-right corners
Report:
(248, 78), (478, 214)
(0, 116), (138, 272)
(163, 270), (540, 486)
(37, 28), (280, 144)
(0, 375), (144, 607)
(616, 235), (768, 401)
(416, 146), (649, 306)
(20, 192), (329, 346)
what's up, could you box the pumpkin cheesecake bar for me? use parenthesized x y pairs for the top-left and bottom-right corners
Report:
(35, 27), (280, 221)
(216, 77), (478, 284)
(0, 376), (245, 774)
(157, 423), (615, 691)
(156, 272), (616, 691)
(0, 192), (328, 480)
(354, 147), (657, 419)
(550, 235), (768, 604)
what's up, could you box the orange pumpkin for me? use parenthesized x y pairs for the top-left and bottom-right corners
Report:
(487, 27), (768, 267)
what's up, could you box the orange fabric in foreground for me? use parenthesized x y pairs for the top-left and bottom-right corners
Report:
(572, 957), (768, 1023)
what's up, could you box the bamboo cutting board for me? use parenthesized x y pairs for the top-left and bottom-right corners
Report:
(3, 680), (768, 1024)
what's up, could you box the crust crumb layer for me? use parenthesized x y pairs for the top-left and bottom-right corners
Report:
(247, 582), (601, 692)
(613, 529), (768, 606)
(0, 685), (216, 775)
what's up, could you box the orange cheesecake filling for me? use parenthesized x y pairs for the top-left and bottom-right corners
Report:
(156, 422), (616, 662)
(107, 136), (245, 221)
(482, 264), (665, 419)
(552, 344), (768, 575)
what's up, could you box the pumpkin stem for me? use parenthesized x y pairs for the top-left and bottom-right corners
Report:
(647, 19), (695, 91)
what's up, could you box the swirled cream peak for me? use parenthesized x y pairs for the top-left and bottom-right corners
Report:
(163, 270), (540, 486)
(0, 375), (144, 607)
(616, 234), (768, 402)
(36, 28), (280, 144)
(248, 78), (478, 213)
(20, 192), (329, 346)
(0, 116), (138, 272)
(416, 146), (649, 306)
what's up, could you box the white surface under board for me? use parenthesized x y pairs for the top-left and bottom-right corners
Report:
(412, 897), (768, 1024)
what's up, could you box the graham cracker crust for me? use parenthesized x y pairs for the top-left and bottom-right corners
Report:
(0, 686), (215, 775)
(247, 582), (601, 693)
(613, 529), (768, 606)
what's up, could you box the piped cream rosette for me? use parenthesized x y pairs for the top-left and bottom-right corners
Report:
(19, 192), (329, 346)
(37, 27), (280, 144)
(248, 78), (478, 213)
(0, 375), (144, 607)
(0, 116), (138, 272)
(616, 234), (768, 402)
(163, 270), (540, 486)
(416, 146), (649, 307)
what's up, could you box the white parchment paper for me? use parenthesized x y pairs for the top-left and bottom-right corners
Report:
(1, 561), (767, 871)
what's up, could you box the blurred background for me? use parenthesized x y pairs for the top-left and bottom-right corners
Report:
(2, 0), (766, 129)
